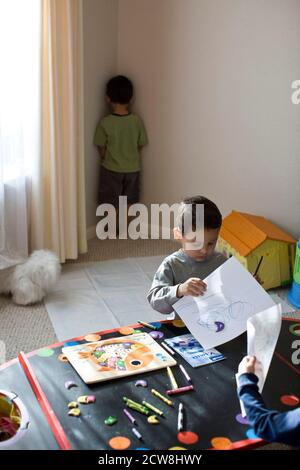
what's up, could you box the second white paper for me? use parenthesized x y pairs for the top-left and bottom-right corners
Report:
(247, 303), (282, 392)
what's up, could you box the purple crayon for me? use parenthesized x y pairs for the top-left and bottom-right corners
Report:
(123, 408), (136, 424)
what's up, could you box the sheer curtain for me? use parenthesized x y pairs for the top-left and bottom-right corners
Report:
(0, 0), (87, 267)
(0, 0), (41, 269)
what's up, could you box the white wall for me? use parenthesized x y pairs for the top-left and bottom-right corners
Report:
(83, 0), (118, 232)
(117, 0), (300, 237)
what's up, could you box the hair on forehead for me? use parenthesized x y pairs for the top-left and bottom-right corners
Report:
(176, 195), (222, 235)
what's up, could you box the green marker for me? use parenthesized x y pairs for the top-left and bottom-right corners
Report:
(123, 397), (150, 416)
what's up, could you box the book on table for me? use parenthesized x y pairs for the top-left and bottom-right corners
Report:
(164, 333), (225, 368)
(62, 332), (177, 384)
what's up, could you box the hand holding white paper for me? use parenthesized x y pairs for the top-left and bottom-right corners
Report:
(237, 304), (282, 417)
(247, 304), (282, 392)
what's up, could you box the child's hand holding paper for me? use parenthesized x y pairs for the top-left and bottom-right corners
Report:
(177, 278), (207, 298)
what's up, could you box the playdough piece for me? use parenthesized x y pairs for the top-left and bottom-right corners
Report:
(109, 436), (131, 450)
(65, 381), (77, 390)
(147, 415), (160, 424)
(77, 395), (89, 404)
(87, 395), (96, 403)
(37, 348), (54, 357)
(211, 436), (232, 449)
(68, 408), (81, 417)
(68, 401), (78, 409)
(119, 327), (134, 335)
(235, 413), (249, 425)
(84, 333), (101, 342)
(169, 446), (187, 450)
(289, 323), (300, 337)
(104, 416), (118, 426)
(149, 331), (164, 340)
(246, 429), (258, 439)
(135, 380), (148, 388)
(280, 394), (300, 406)
(177, 431), (199, 445)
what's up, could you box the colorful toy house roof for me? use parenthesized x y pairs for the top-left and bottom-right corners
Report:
(220, 211), (296, 257)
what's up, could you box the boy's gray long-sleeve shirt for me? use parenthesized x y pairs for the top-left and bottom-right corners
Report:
(147, 249), (227, 315)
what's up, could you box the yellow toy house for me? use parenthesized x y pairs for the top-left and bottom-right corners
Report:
(218, 211), (296, 290)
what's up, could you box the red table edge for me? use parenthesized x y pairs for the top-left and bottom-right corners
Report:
(18, 351), (72, 450)
(1, 317), (299, 451)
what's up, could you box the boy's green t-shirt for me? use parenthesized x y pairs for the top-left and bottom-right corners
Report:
(94, 113), (148, 173)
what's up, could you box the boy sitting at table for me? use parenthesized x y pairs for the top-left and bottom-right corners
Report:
(147, 195), (227, 316)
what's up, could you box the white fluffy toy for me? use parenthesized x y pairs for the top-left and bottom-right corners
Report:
(0, 250), (61, 305)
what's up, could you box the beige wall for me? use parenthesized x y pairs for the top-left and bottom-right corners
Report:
(117, 0), (300, 237)
(83, 0), (118, 231)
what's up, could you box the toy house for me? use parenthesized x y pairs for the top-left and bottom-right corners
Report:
(218, 211), (296, 290)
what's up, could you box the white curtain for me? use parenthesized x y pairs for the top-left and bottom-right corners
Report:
(0, 0), (41, 269)
(0, 0), (87, 268)
(30, 0), (87, 262)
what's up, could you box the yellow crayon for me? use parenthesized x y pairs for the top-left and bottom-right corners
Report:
(151, 388), (174, 407)
(142, 400), (164, 416)
(167, 366), (178, 390)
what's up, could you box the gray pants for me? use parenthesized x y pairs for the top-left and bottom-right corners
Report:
(99, 167), (140, 207)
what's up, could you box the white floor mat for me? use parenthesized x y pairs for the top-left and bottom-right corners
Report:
(45, 256), (165, 341)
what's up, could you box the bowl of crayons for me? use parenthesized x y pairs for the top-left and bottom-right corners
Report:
(0, 390), (29, 447)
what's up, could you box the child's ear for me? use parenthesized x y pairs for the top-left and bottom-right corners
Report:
(173, 227), (183, 240)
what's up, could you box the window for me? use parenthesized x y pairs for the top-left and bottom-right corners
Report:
(0, 0), (41, 182)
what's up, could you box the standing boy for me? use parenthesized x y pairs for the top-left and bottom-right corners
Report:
(94, 75), (148, 222)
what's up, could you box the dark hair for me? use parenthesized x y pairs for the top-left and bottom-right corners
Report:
(177, 195), (222, 235)
(106, 75), (133, 104)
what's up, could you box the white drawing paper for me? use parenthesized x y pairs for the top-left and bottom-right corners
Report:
(173, 257), (275, 350)
(247, 303), (282, 392)
(237, 303), (282, 416)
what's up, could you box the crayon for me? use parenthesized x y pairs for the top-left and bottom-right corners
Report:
(138, 320), (157, 330)
(166, 385), (194, 395)
(179, 364), (192, 384)
(151, 389), (174, 407)
(142, 400), (164, 416)
(123, 408), (136, 424)
(178, 403), (184, 432)
(123, 397), (150, 415)
(132, 427), (143, 440)
(167, 366), (178, 390)
(161, 342), (175, 356)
